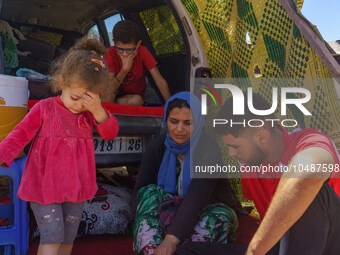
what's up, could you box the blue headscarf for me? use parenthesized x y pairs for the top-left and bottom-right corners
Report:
(157, 92), (205, 196)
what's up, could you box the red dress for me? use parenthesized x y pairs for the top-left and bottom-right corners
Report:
(104, 45), (157, 96)
(0, 96), (119, 204)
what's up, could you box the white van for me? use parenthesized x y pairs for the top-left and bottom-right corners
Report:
(0, 0), (210, 169)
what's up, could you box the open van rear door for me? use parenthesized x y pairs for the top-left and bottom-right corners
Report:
(168, 0), (211, 80)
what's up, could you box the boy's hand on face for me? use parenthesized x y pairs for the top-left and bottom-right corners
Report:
(119, 49), (138, 72)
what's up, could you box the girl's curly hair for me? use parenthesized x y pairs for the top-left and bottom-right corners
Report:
(50, 37), (115, 102)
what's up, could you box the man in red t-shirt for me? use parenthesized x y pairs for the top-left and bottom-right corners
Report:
(240, 126), (340, 219)
(104, 20), (171, 105)
(210, 93), (340, 255)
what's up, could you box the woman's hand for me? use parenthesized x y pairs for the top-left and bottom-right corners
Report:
(82, 91), (108, 123)
(154, 235), (180, 255)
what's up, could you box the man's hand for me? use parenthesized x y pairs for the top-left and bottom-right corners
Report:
(82, 91), (108, 123)
(154, 234), (180, 255)
(119, 49), (138, 72)
(245, 147), (333, 255)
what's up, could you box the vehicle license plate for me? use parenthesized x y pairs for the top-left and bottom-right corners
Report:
(94, 136), (142, 154)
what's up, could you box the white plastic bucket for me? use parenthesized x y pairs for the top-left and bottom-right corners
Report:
(0, 74), (28, 141)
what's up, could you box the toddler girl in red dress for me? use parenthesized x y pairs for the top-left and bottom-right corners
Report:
(0, 37), (119, 255)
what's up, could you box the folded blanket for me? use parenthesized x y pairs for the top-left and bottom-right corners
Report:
(16, 68), (50, 80)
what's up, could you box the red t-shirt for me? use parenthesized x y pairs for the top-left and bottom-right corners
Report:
(241, 127), (340, 219)
(104, 45), (157, 96)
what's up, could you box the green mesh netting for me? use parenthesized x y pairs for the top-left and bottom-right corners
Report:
(139, 6), (184, 56)
(293, 0), (304, 11)
(181, 0), (340, 203)
(182, 0), (340, 145)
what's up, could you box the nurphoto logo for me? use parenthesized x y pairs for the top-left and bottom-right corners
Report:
(200, 84), (312, 128)
(200, 82), (222, 108)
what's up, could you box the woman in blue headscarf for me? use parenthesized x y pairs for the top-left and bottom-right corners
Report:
(132, 92), (240, 255)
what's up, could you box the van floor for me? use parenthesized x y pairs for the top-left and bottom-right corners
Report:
(28, 214), (259, 255)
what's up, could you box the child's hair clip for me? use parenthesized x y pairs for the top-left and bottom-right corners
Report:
(90, 58), (106, 70)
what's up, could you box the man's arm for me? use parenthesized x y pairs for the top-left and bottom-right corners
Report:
(246, 147), (334, 255)
(149, 66), (171, 101)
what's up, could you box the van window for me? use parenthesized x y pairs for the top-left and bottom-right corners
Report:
(139, 5), (184, 56)
(19, 26), (63, 47)
(104, 14), (124, 45)
(87, 14), (123, 45)
(87, 25), (100, 40)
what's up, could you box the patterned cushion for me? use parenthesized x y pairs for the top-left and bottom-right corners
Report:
(78, 184), (132, 235)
